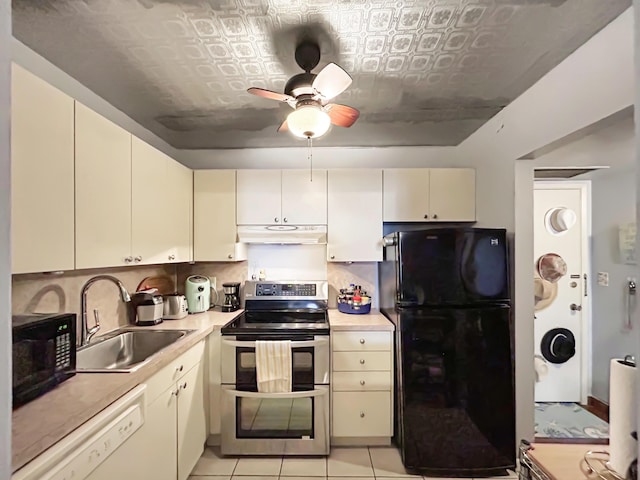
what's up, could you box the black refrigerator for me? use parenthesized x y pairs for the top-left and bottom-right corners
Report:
(379, 227), (515, 478)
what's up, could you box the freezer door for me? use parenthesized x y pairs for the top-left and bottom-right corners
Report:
(396, 306), (515, 477)
(396, 228), (509, 306)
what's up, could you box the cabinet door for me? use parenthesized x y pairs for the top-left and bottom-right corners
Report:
(332, 392), (392, 437)
(131, 136), (170, 265)
(75, 102), (132, 269)
(327, 169), (383, 262)
(145, 385), (179, 480)
(166, 158), (193, 263)
(429, 168), (476, 221)
(236, 170), (281, 224)
(382, 169), (429, 222)
(281, 169), (327, 224)
(177, 362), (206, 480)
(11, 64), (75, 274)
(194, 170), (247, 261)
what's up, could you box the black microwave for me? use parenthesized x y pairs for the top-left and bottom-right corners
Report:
(12, 313), (76, 408)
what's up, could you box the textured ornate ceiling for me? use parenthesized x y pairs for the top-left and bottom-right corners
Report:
(12, 0), (630, 149)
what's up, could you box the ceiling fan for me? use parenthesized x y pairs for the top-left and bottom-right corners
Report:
(247, 41), (360, 139)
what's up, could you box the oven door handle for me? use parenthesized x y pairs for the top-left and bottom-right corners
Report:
(223, 388), (328, 399)
(221, 337), (329, 349)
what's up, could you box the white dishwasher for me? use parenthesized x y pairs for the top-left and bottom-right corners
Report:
(13, 385), (147, 480)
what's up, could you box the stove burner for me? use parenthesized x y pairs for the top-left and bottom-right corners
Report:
(221, 310), (329, 336)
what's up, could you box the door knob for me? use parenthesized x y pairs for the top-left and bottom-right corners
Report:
(283, 217), (288, 223)
(359, 359), (365, 364)
(124, 256), (133, 263)
(168, 254), (175, 260)
(359, 338), (365, 344)
(134, 256), (142, 263)
(360, 380), (365, 386)
(570, 303), (582, 311)
(274, 217), (279, 223)
(360, 412), (365, 418)
(424, 214), (428, 219)
(433, 214), (438, 219)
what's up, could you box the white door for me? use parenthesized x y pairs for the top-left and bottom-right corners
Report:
(165, 158), (193, 263)
(533, 183), (588, 403)
(281, 169), (327, 224)
(382, 169), (429, 222)
(429, 168), (476, 221)
(236, 169), (281, 225)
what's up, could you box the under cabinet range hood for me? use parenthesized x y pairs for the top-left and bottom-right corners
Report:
(237, 225), (327, 245)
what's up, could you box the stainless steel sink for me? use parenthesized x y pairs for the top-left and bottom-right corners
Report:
(76, 329), (195, 372)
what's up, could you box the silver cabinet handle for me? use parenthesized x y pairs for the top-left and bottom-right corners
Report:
(360, 412), (365, 418)
(274, 217), (279, 223)
(359, 338), (365, 344)
(570, 303), (582, 311)
(433, 214), (438, 219)
(360, 380), (365, 386)
(124, 256), (133, 263)
(134, 256), (142, 263)
(171, 389), (180, 397)
(424, 214), (429, 219)
(176, 365), (184, 373)
(283, 217), (288, 223)
(223, 338), (329, 349)
(228, 254), (233, 259)
(168, 254), (175, 260)
(181, 382), (187, 390)
(359, 359), (365, 364)
(330, 255), (335, 260)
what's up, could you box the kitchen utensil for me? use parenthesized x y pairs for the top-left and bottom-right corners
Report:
(222, 282), (240, 312)
(136, 275), (175, 295)
(163, 294), (188, 320)
(130, 290), (163, 326)
(185, 275), (211, 314)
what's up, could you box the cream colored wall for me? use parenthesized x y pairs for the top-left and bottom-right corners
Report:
(11, 264), (176, 335)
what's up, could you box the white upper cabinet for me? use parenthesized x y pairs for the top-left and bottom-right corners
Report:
(75, 102), (132, 269)
(383, 168), (476, 222)
(131, 137), (193, 265)
(236, 169), (327, 225)
(194, 170), (247, 262)
(281, 169), (327, 224)
(327, 169), (383, 262)
(11, 64), (75, 274)
(428, 168), (476, 221)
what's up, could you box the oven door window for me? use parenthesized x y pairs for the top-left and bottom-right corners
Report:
(236, 347), (314, 388)
(236, 394), (314, 439)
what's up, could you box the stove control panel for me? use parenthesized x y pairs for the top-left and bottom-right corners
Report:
(255, 283), (316, 297)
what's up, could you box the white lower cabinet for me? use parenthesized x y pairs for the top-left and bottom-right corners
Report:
(330, 330), (393, 444)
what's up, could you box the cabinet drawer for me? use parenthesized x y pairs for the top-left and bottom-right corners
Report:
(332, 331), (391, 352)
(332, 392), (391, 437)
(146, 340), (205, 404)
(332, 371), (391, 391)
(333, 351), (391, 372)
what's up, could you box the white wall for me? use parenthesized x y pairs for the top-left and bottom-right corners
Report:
(633, 1), (640, 464)
(1, 0), (11, 477)
(460, 8), (634, 444)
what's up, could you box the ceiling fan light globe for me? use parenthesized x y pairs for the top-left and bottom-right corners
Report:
(287, 106), (331, 139)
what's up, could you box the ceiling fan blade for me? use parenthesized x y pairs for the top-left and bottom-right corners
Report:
(312, 63), (352, 100)
(248, 87), (294, 103)
(277, 119), (289, 132)
(325, 104), (360, 128)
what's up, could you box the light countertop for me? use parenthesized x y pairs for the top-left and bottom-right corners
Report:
(12, 307), (394, 472)
(527, 443), (613, 480)
(328, 309), (394, 331)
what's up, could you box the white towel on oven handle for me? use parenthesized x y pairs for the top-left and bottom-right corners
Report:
(255, 340), (292, 393)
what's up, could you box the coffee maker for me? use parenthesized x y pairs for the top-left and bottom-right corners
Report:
(222, 283), (240, 312)
(130, 290), (164, 326)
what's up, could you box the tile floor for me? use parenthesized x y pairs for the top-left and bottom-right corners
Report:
(189, 446), (518, 480)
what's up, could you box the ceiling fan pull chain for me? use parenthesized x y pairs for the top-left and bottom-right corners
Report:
(307, 136), (313, 182)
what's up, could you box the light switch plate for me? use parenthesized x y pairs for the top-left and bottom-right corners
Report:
(597, 272), (609, 286)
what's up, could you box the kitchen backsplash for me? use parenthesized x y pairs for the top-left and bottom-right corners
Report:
(12, 264), (176, 334)
(177, 257), (378, 309)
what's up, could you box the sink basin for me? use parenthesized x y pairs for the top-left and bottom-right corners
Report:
(76, 329), (195, 372)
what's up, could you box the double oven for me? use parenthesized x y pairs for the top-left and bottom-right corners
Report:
(220, 281), (330, 455)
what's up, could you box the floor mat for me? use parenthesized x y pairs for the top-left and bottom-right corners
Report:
(535, 402), (609, 439)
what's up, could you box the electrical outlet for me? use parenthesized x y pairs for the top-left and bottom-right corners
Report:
(597, 272), (609, 287)
(210, 276), (217, 292)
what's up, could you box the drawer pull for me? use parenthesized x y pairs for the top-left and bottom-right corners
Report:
(360, 380), (365, 386)
(359, 359), (365, 365)
(359, 338), (365, 344)
(181, 382), (188, 390)
(360, 412), (365, 418)
(176, 365), (184, 373)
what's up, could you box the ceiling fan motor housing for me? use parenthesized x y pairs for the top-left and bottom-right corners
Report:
(284, 72), (316, 98)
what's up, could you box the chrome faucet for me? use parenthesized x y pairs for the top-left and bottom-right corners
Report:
(80, 275), (131, 346)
